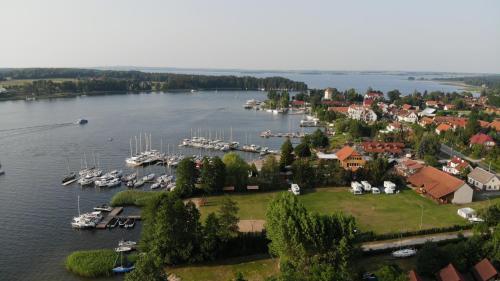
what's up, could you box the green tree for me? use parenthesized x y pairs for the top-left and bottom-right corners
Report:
(375, 264), (406, 281)
(387, 90), (401, 103)
(234, 272), (247, 281)
(125, 252), (165, 281)
(223, 152), (250, 191)
(265, 192), (356, 281)
(292, 158), (315, 188)
(416, 242), (449, 276)
(280, 138), (295, 169)
(259, 155), (282, 190)
(200, 156), (226, 194)
(416, 133), (440, 159)
(308, 129), (329, 149)
(217, 196), (239, 241)
(424, 155), (439, 167)
(294, 141), (311, 158)
(201, 213), (221, 260)
(175, 157), (197, 197)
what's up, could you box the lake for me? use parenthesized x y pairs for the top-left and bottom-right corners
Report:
(0, 72), (462, 281)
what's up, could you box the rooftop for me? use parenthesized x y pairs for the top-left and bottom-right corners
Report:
(408, 166), (466, 199)
(437, 263), (466, 281)
(468, 167), (496, 185)
(335, 145), (361, 161)
(473, 258), (498, 281)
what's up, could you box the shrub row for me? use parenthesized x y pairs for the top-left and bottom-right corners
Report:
(356, 224), (473, 242)
(109, 190), (165, 207)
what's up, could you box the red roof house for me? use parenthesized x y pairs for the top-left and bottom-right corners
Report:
(470, 133), (495, 147)
(436, 123), (453, 135)
(362, 141), (404, 155)
(408, 270), (424, 281)
(407, 166), (473, 204)
(473, 258), (499, 281)
(437, 263), (466, 281)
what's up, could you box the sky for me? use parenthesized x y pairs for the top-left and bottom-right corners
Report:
(1, 0), (499, 73)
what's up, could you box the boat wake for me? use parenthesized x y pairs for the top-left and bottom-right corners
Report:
(0, 122), (74, 139)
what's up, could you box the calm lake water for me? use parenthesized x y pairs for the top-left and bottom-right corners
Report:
(0, 72), (462, 281)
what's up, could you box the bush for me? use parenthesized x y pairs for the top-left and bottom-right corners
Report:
(65, 249), (118, 278)
(110, 190), (165, 207)
(357, 224), (473, 242)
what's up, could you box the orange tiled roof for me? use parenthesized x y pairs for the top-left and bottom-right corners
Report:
(335, 146), (360, 161)
(407, 166), (465, 199)
(362, 141), (404, 154)
(328, 106), (349, 114)
(436, 123), (452, 132)
(438, 264), (466, 281)
(473, 258), (498, 281)
(470, 133), (494, 145)
(408, 270), (424, 281)
(489, 120), (500, 131)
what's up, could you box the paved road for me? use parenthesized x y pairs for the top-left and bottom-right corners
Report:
(361, 230), (473, 252)
(440, 144), (497, 174)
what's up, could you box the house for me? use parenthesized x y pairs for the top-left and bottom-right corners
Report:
(419, 117), (434, 127)
(396, 159), (424, 177)
(408, 270), (424, 281)
(347, 105), (378, 122)
(437, 263), (466, 281)
(442, 156), (471, 175)
(407, 166), (473, 204)
(468, 167), (500, 191)
(362, 141), (405, 155)
(335, 146), (366, 171)
(291, 100), (306, 108)
(489, 120), (500, 131)
(363, 97), (375, 107)
(434, 116), (468, 129)
(324, 88), (334, 100)
(444, 104), (456, 111)
(470, 133), (495, 147)
(419, 107), (437, 117)
(365, 91), (384, 100)
(402, 104), (417, 111)
(328, 106), (349, 115)
(397, 110), (418, 123)
(436, 123), (453, 135)
(473, 258), (499, 281)
(426, 100), (441, 108)
(479, 120), (492, 129)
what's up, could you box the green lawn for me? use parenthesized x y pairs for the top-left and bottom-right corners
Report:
(168, 255), (279, 281)
(199, 188), (499, 234)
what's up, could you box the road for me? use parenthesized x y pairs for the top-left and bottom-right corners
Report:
(361, 230), (473, 252)
(440, 144), (497, 175)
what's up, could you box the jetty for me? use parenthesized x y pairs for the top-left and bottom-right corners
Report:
(96, 207), (123, 229)
(260, 130), (308, 139)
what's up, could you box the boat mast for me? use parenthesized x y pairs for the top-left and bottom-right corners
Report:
(77, 195), (81, 216)
(129, 138), (133, 158)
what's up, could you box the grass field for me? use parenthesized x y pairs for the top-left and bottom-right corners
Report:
(168, 253), (418, 281)
(199, 187), (499, 234)
(168, 255), (279, 281)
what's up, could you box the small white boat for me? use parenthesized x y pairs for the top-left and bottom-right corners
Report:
(118, 240), (137, 247)
(94, 204), (113, 212)
(142, 173), (155, 182)
(150, 183), (161, 189)
(392, 248), (417, 258)
(115, 246), (132, 252)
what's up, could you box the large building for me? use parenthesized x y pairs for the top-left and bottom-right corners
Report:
(408, 166), (473, 204)
(335, 146), (366, 171)
(324, 88), (333, 100)
(347, 105), (377, 122)
(468, 167), (500, 191)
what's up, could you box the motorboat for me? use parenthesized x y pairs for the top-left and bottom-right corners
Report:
(126, 180), (135, 188)
(118, 240), (137, 247)
(62, 172), (76, 185)
(392, 248), (417, 258)
(122, 173), (137, 182)
(133, 179), (145, 188)
(142, 173), (155, 182)
(150, 183), (161, 189)
(94, 204), (113, 212)
(74, 118), (88, 125)
(115, 246), (132, 252)
(108, 218), (119, 228)
(118, 218), (126, 227)
(112, 265), (135, 274)
(106, 178), (121, 188)
(124, 218), (135, 229)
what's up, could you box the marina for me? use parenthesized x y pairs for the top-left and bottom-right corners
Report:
(0, 78), (464, 280)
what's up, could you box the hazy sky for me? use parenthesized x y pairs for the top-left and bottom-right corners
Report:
(1, 0), (499, 73)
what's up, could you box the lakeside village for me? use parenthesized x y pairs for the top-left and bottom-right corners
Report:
(61, 87), (500, 281)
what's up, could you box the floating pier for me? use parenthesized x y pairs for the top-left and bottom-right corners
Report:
(96, 207), (123, 229)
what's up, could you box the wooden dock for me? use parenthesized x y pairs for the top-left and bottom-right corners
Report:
(96, 207), (123, 229)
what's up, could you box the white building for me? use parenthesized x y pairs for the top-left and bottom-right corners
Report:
(468, 167), (500, 191)
(324, 88), (333, 100)
(442, 157), (471, 176)
(348, 105), (378, 122)
(397, 111), (418, 123)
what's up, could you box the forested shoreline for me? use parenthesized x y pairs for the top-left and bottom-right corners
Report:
(0, 68), (307, 101)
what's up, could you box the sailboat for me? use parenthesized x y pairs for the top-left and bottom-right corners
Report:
(391, 233), (417, 258)
(112, 251), (135, 274)
(62, 159), (77, 185)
